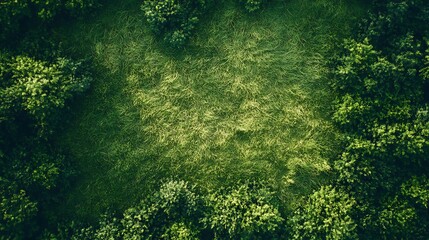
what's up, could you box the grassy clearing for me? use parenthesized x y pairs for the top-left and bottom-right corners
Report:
(55, 0), (366, 221)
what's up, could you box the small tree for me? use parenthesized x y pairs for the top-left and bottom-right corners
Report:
(120, 180), (202, 239)
(239, 0), (266, 13)
(377, 177), (429, 240)
(289, 185), (357, 240)
(1, 55), (91, 135)
(141, 0), (210, 47)
(204, 183), (284, 239)
(0, 0), (98, 42)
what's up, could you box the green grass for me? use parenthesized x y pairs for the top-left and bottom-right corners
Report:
(55, 0), (366, 221)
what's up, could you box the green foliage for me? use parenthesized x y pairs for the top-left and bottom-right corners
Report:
(423, 39), (429, 80)
(239, 0), (266, 12)
(331, 0), (429, 238)
(378, 197), (419, 239)
(0, 0), (98, 43)
(401, 176), (429, 208)
(0, 54), (92, 135)
(23, 0), (97, 20)
(332, 36), (427, 133)
(161, 222), (199, 240)
(0, 145), (68, 238)
(0, 1), (28, 41)
(141, 0), (210, 47)
(0, 0), (94, 239)
(289, 185), (357, 240)
(0, 180), (38, 236)
(60, 181), (286, 239)
(157, 180), (199, 219)
(121, 180), (201, 239)
(90, 214), (121, 240)
(1, 44), (91, 240)
(359, 0), (429, 49)
(333, 138), (379, 198)
(204, 183), (284, 239)
(40, 220), (97, 240)
(62, 180), (202, 239)
(377, 177), (429, 239)
(334, 110), (429, 200)
(125, 181), (199, 239)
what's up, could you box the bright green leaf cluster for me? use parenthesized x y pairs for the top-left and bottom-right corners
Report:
(0, 55), (91, 135)
(0, 182), (37, 234)
(331, 0), (429, 238)
(289, 185), (357, 240)
(204, 184), (284, 239)
(58, 181), (283, 239)
(239, 0), (266, 12)
(141, 0), (209, 47)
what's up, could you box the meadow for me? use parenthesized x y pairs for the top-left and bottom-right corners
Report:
(55, 0), (366, 221)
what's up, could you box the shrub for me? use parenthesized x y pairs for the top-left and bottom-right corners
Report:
(64, 181), (285, 239)
(1, 52), (91, 239)
(0, 55), (92, 135)
(0, 1), (28, 41)
(423, 39), (429, 80)
(377, 177), (429, 239)
(24, 0), (97, 20)
(289, 185), (357, 240)
(161, 222), (199, 240)
(0, 1), (95, 239)
(333, 138), (380, 198)
(360, 0), (429, 49)
(330, 0), (429, 238)
(332, 36), (427, 133)
(204, 183), (284, 239)
(121, 180), (201, 239)
(141, 0), (210, 47)
(41, 221), (97, 240)
(0, 0), (98, 43)
(51, 181), (201, 239)
(239, 0), (266, 12)
(334, 110), (429, 200)
(402, 176), (429, 208)
(0, 179), (38, 238)
(0, 145), (67, 238)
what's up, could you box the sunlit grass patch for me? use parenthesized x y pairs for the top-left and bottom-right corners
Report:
(56, 0), (366, 220)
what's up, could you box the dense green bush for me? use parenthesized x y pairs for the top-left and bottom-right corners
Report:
(332, 36), (427, 134)
(59, 180), (202, 239)
(121, 180), (201, 239)
(141, 0), (210, 47)
(288, 185), (357, 240)
(161, 222), (199, 240)
(376, 177), (429, 240)
(204, 183), (284, 239)
(359, 0), (429, 50)
(0, 1), (28, 42)
(0, 145), (68, 239)
(0, 0), (95, 239)
(0, 179), (38, 237)
(0, 0), (98, 43)
(331, 0), (429, 238)
(0, 52), (92, 239)
(239, 0), (266, 12)
(53, 181), (284, 239)
(423, 40), (429, 80)
(334, 111), (429, 200)
(0, 54), (92, 135)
